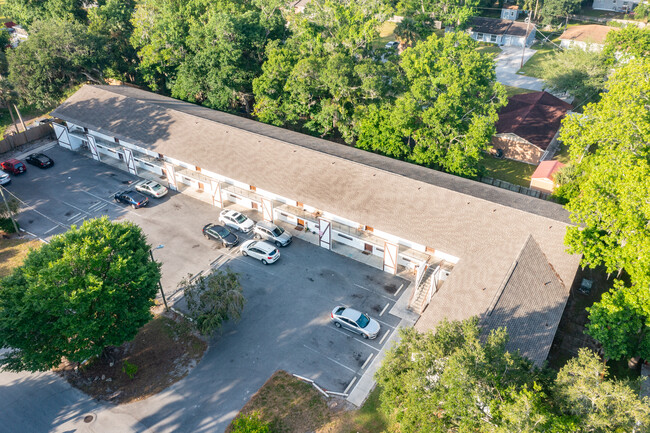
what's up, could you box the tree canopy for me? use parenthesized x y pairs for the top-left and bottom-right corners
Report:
(356, 32), (506, 177)
(376, 319), (650, 432)
(559, 58), (650, 360)
(0, 0), (87, 29)
(182, 268), (245, 336)
(0, 218), (160, 372)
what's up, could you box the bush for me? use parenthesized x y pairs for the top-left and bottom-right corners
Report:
(230, 412), (272, 433)
(122, 360), (138, 379)
(0, 217), (19, 233)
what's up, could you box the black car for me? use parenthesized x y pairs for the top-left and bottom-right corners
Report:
(114, 190), (149, 209)
(203, 223), (239, 248)
(25, 153), (54, 168)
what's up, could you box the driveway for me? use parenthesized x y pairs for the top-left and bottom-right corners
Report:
(495, 46), (545, 91)
(0, 144), (412, 433)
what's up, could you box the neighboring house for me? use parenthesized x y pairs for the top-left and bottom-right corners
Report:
(592, 0), (639, 12)
(559, 24), (618, 51)
(501, 5), (520, 20)
(493, 91), (573, 164)
(10, 25), (28, 48)
(51, 85), (581, 366)
(291, 0), (310, 13)
(530, 160), (565, 193)
(468, 17), (535, 47)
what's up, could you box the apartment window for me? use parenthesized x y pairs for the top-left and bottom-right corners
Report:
(477, 33), (484, 40)
(83, 127), (88, 133)
(490, 34), (497, 43)
(114, 137), (120, 143)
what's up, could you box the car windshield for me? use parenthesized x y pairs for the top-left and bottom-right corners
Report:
(235, 214), (247, 223)
(272, 227), (284, 236)
(356, 313), (370, 328)
(215, 226), (230, 237)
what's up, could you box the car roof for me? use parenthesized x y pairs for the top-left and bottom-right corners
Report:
(256, 220), (277, 230)
(249, 240), (276, 253)
(139, 180), (157, 186)
(5, 158), (21, 164)
(340, 307), (362, 321)
(221, 209), (242, 217)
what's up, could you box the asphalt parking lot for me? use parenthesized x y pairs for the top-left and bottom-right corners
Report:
(2, 143), (411, 432)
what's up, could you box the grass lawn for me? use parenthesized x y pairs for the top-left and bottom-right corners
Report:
(577, 7), (626, 18)
(0, 237), (41, 278)
(374, 21), (397, 48)
(480, 155), (537, 187)
(226, 370), (388, 433)
(504, 85), (535, 97)
(517, 42), (558, 79)
(476, 44), (502, 56)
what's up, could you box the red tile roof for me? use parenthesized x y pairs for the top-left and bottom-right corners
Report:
(532, 160), (565, 180)
(496, 92), (573, 151)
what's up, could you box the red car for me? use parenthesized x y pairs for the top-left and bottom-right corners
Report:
(0, 159), (26, 175)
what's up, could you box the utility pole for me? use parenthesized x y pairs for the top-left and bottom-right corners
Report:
(520, 12), (532, 68)
(0, 186), (19, 234)
(13, 104), (26, 132)
(149, 245), (168, 311)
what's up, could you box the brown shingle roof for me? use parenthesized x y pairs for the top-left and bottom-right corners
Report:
(559, 25), (616, 45)
(469, 17), (534, 37)
(52, 86), (582, 362)
(481, 235), (568, 366)
(496, 91), (573, 151)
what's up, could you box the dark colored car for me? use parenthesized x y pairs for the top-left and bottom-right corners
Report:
(25, 153), (54, 168)
(0, 159), (26, 175)
(202, 223), (239, 248)
(114, 190), (149, 209)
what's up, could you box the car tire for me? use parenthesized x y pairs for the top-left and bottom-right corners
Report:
(362, 334), (369, 339)
(242, 250), (248, 257)
(131, 204), (137, 209)
(254, 234), (260, 240)
(334, 322), (342, 328)
(262, 259), (268, 265)
(203, 234), (210, 239)
(114, 198), (119, 203)
(275, 241), (282, 248)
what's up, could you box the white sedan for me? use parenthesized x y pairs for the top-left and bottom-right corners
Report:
(219, 209), (255, 233)
(134, 180), (168, 198)
(240, 240), (280, 265)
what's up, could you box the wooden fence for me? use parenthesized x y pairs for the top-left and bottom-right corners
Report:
(479, 176), (551, 200)
(0, 124), (54, 154)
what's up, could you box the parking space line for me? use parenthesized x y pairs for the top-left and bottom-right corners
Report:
(353, 283), (393, 301)
(379, 329), (391, 345)
(375, 317), (397, 329)
(343, 377), (357, 394)
(66, 212), (81, 221)
(302, 344), (356, 373)
(328, 327), (380, 351)
(61, 201), (91, 216)
(394, 283), (404, 297)
(361, 353), (373, 370)
(44, 225), (60, 235)
(379, 303), (390, 317)
(88, 202), (104, 211)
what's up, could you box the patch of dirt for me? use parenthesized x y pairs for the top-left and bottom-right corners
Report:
(57, 312), (207, 404)
(0, 237), (42, 278)
(228, 371), (386, 433)
(547, 265), (613, 370)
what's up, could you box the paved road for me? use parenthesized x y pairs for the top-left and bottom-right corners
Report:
(1, 144), (410, 433)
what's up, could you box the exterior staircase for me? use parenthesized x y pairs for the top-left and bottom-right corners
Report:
(409, 264), (438, 315)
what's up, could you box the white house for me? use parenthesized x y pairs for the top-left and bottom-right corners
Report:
(468, 17), (536, 47)
(559, 24), (618, 51)
(501, 5), (521, 20)
(592, 0), (639, 12)
(51, 85), (581, 366)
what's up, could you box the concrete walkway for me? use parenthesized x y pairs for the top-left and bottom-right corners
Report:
(495, 46), (545, 92)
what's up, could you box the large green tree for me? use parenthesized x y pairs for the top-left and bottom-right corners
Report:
(560, 58), (650, 360)
(253, 0), (398, 141)
(6, 19), (107, 108)
(0, 218), (161, 372)
(0, 0), (87, 29)
(376, 318), (568, 432)
(540, 48), (609, 104)
(554, 348), (650, 432)
(397, 0), (480, 28)
(603, 26), (650, 62)
(539, 0), (582, 25)
(356, 32), (506, 177)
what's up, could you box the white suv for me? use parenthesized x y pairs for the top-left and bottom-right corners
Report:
(240, 240), (280, 265)
(219, 209), (255, 233)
